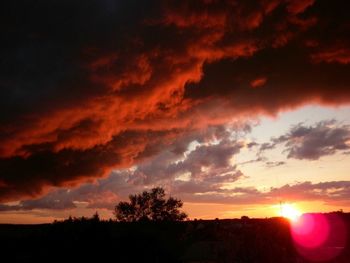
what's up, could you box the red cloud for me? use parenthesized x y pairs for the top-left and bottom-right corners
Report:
(286, 0), (315, 14)
(311, 48), (350, 64)
(250, 77), (267, 88)
(0, 0), (350, 202)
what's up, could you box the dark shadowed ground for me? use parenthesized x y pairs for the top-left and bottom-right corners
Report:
(0, 213), (349, 263)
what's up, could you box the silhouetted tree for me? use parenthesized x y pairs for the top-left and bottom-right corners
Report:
(92, 211), (100, 222)
(114, 187), (187, 222)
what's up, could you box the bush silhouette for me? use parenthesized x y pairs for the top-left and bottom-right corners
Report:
(114, 187), (187, 222)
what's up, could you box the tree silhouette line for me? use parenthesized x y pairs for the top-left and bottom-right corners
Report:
(114, 187), (187, 222)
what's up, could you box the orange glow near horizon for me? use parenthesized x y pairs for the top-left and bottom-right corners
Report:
(279, 203), (302, 222)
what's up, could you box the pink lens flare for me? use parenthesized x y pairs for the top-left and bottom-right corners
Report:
(290, 213), (347, 262)
(291, 213), (330, 249)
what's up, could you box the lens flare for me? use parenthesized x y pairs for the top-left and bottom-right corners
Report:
(290, 213), (347, 262)
(291, 213), (329, 248)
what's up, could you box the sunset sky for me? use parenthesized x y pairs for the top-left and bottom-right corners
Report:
(1, 0), (350, 223)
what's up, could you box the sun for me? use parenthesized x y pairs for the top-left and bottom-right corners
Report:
(279, 203), (302, 221)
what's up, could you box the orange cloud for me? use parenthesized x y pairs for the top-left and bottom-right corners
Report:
(311, 48), (350, 64)
(0, 0), (350, 202)
(250, 77), (268, 88)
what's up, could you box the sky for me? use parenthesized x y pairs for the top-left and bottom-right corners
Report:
(1, 0), (350, 223)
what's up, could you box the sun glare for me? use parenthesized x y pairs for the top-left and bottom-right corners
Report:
(279, 203), (302, 221)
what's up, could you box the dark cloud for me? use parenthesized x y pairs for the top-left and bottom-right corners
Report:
(0, 189), (77, 211)
(246, 142), (259, 149)
(259, 142), (276, 152)
(126, 128), (246, 196)
(0, 171), (133, 212)
(184, 0), (350, 111)
(273, 120), (350, 160)
(4, 179), (349, 211)
(237, 157), (266, 166)
(269, 181), (350, 205)
(1, 0), (350, 201)
(175, 180), (350, 205)
(265, 161), (286, 168)
(0, 204), (21, 212)
(0, 127), (247, 210)
(0, 129), (188, 201)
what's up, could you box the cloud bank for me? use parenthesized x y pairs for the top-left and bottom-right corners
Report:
(257, 120), (350, 160)
(1, 0), (350, 201)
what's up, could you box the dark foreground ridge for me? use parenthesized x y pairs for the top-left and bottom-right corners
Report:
(1, 212), (349, 263)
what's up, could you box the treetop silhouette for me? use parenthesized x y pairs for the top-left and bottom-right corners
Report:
(114, 187), (187, 222)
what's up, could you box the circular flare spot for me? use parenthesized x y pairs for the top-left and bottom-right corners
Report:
(290, 213), (347, 262)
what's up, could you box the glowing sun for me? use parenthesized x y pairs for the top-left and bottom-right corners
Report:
(279, 203), (302, 221)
